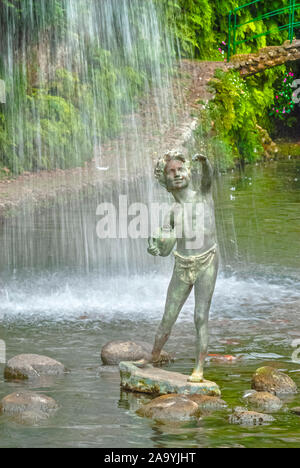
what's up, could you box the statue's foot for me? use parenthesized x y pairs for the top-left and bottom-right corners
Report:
(188, 372), (204, 383)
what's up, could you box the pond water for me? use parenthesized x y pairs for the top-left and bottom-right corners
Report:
(0, 159), (300, 448)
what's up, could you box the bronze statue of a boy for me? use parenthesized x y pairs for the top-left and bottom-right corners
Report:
(140, 151), (219, 383)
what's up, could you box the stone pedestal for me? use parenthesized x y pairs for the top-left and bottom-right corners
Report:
(119, 362), (221, 396)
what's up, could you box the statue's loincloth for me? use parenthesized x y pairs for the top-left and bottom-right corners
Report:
(174, 244), (218, 285)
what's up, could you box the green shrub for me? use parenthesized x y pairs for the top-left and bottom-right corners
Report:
(199, 66), (287, 167)
(0, 57), (151, 174)
(159, 0), (298, 59)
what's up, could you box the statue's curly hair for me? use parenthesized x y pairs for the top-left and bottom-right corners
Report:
(154, 150), (191, 189)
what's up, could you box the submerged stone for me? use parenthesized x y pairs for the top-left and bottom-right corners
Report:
(290, 407), (300, 416)
(1, 391), (58, 420)
(229, 409), (275, 426)
(101, 341), (171, 366)
(4, 354), (66, 381)
(243, 391), (283, 413)
(119, 361), (221, 396)
(208, 354), (239, 363)
(18, 411), (50, 425)
(251, 366), (297, 396)
(187, 394), (227, 411)
(137, 394), (200, 423)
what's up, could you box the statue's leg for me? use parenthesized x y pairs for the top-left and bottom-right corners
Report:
(151, 269), (193, 362)
(133, 271), (192, 368)
(188, 253), (219, 382)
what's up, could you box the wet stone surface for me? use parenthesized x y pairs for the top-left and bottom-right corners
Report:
(243, 391), (283, 413)
(187, 394), (227, 412)
(120, 361), (221, 396)
(229, 408), (275, 426)
(136, 394), (201, 423)
(101, 340), (171, 366)
(1, 391), (58, 424)
(290, 407), (300, 416)
(4, 354), (66, 381)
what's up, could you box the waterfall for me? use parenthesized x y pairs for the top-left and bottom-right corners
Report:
(0, 0), (183, 277)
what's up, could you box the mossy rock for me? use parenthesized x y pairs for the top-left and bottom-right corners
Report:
(251, 367), (297, 396)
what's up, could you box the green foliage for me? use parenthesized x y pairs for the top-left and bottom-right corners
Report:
(0, 68), (88, 173)
(0, 0), (66, 50)
(23, 93), (89, 171)
(159, 0), (300, 59)
(155, 0), (215, 57)
(276, 141), (300, 157)
(270, 71), (296, 123)
(0, 111), (13, 175)
(0, 54), (150, 174)
(201, 67), (287, 165)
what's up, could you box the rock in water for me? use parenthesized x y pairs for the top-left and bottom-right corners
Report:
(137, 394), (200, 423)
(229, 409), (275, 426)
(19, 411), (50, 425)
(1, 391), (58, 423)
(251, 367), (297, 396)
(187, 394), (227, 412)
(4, 354), (66, 380)
(119, 361), (221, 396)
(101, 341), (171, 366)
(243, 391), (283, 413)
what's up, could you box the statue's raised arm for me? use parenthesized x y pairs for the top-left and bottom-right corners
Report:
(192, 154), (213, 194)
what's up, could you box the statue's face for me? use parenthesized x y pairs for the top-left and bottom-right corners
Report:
(164, 159), (190, 191)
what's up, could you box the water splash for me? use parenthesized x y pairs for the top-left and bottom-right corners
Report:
(1, 270), (299, 323)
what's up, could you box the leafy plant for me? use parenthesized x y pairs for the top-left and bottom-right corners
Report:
(202, 66), (287, 166)
(159, 0), (300, 59)
(270, 71), (296, 122)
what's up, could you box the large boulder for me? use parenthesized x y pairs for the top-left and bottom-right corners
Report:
(229, 408), (275, 426)
(1, 391), (58, 423)
(4, 354), (66, 381)
(101, 341), (171, 366)
(251, 367), (297, 396)
(243, 391), (283, 413)
(136, 394), (200, 423)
